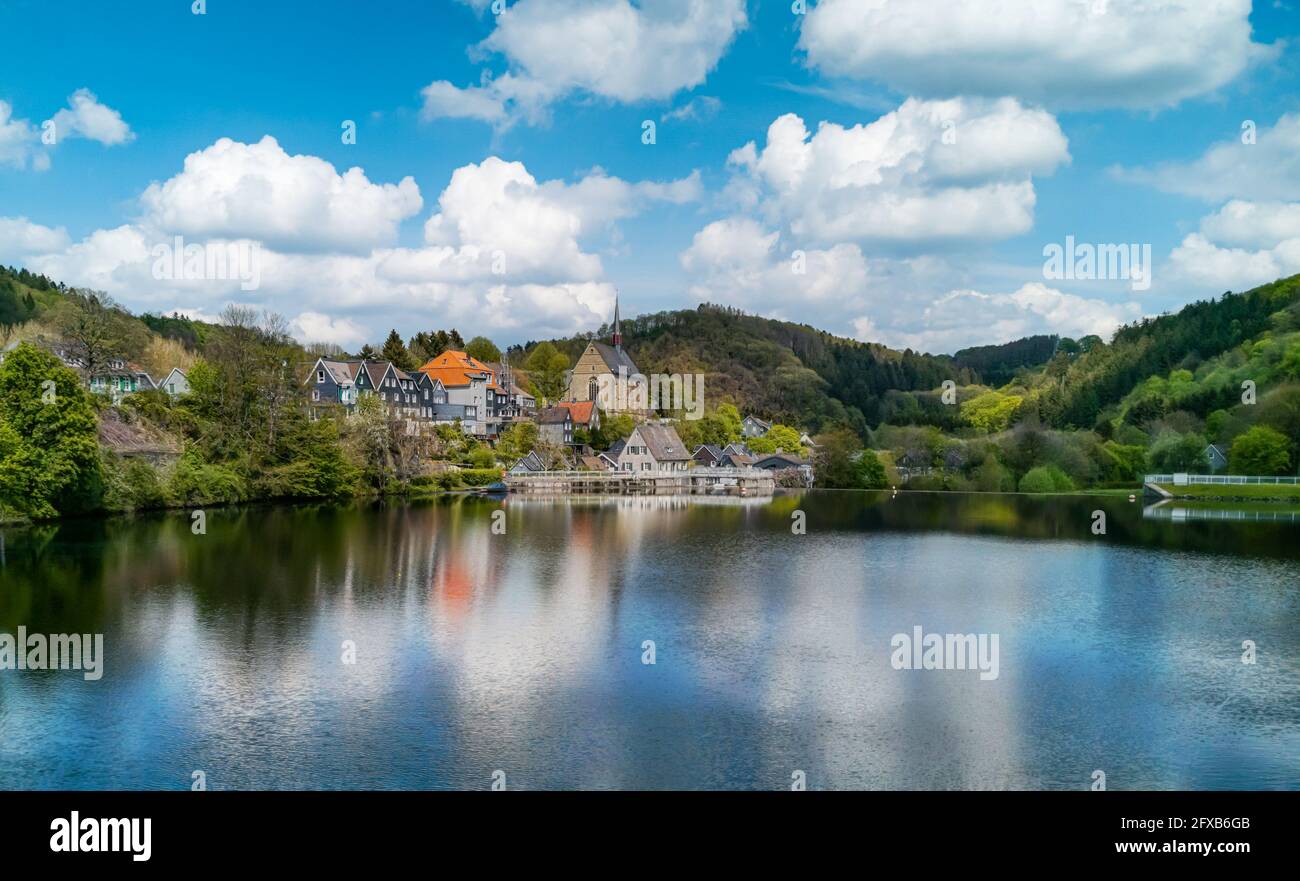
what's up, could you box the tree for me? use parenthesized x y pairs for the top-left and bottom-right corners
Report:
(465, 336), (502, 364)
(51, 290), (146, 377)
(747, 423), (803, 455)
(0, 343), (102, 518)
(1147, 430), (1207, 473)
(960, 390), (1023, 433)
(813, 429), (886, 489)
(524, 341), (570, 404)
(380, 329), (415, 370)
(358, 343), (377, 360)
(497, 421), (539, 461)
(1229, 425), (1292, 475)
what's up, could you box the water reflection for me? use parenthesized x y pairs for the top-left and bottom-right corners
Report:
(1, 492), (1297, 790)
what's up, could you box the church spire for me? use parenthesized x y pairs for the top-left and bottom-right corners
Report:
(611, 291), (622, 350)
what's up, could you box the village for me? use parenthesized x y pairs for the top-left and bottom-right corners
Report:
(295, 301), (813, 495)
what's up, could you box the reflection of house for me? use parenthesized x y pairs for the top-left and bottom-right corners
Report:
(612, 423), (691, 473)
(565, 294), (646, 413)
(89, 360), (156, 403)
(1205, 443), (1228, 473)
(537, 406), (574, 446)
(740, 415), (771, 438)
(159, 367), (190, 397)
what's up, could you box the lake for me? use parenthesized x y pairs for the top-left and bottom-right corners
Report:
(2, 491), (1298, 790)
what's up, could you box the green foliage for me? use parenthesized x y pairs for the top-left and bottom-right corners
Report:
(167, 448), (246, 506)
(497, 421), (539, 461)
(0, 343), (102, 518)
(960, 390), (1023, 433)
(464, 336), (502, 364)
(1229, 425), (1292, 475)
(458, 467), (503, 486)
(1147, 430), (1207, 473)
(1018, 464), (1074, 494)
(746, 423), (803, 455)
(468, 445), (497, 469)
(380, 329), (416, 371)
(524, 341), (570, 404)
(101, 454), (167, 511)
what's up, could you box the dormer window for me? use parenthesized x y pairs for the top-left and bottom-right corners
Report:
(317, 369), (325, 383)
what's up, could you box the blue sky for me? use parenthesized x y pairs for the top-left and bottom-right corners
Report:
(2, 0), (1299, 354)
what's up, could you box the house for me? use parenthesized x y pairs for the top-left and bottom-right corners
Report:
(303, 357), (475, 430)
(799, 433), (820, 450)
(89, 360), (156, 403)
(1205, 443), (1229, 473)
(721, 442), (753, 458)
(579, 454), (612, 471)
(740, 415), (771, 438)
(895, 451), (932, 479)
(508, 450), (547, 474)
(483, 361), (537, 418)
(693, 444), (726, 467)
(753, 452), (813, 484)
(159, 367), (191, 397)
(612, 423), (692, 473)
(556, 400), (600, 432)
(565, 294), (647, 413)
(537, 406), (574, 446)
(717, 450), (755, 468)
(418, 350), (502, 436)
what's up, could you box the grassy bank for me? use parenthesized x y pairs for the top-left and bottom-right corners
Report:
(1154, 482), (1300, 501)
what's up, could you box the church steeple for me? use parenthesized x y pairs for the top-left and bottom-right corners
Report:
(611, 291), (622, 350)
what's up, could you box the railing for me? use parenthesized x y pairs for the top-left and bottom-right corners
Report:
(507, 467), (771, 479)
(1145, 474), (1300, 485)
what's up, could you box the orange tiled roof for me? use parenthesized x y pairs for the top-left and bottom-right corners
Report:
(418, 350), (494, 388)
(557, 400), (595, 423)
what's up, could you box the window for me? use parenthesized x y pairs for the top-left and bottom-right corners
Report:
(588, 377), (598, 401)
(311, 390), (320, 401)
(642, 462), (651, 471)
(317, 369), (324, 383)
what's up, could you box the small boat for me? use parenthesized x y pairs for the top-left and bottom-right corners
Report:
(477, 481), (509, 496)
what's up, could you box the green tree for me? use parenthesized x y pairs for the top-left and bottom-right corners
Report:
(0, 343), (102, 518)
(524, 341), (570, 404)
(1229, 425), (1292, 475)
(1018, 464), (1073, 493)
(747, 423), (803, 455)
(1147, 430), (1207, 473)
(465, 336), (502, 364)
(380, 329), (415, 370)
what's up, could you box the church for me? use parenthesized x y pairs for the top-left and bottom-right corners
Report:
(565, 295), (648, 415)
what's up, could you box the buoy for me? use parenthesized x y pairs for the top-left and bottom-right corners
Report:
(1128, 494), (1136, 502)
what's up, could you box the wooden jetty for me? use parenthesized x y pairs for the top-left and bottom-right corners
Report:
(503, 467), (775, 496)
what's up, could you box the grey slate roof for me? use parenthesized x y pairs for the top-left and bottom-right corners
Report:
(538, 406), (572, 425)
(589, 341), (639, 375)
(636, 423), (691, 461)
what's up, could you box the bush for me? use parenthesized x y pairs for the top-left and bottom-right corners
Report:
(101, 454), (167, 512)
(1019, 464), (1075, 493)
(167, 450), (246, 506)
(458, 467), (503, 487)
(1229, 425), (1292, 475)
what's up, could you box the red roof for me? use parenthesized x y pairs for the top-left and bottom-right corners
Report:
(557, 400), (596, 424)
(418, 350), (494, 388)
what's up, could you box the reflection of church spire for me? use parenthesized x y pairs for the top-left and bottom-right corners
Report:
(612, 291), (622, 350)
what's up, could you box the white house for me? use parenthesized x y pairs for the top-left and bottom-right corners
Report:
(159, 367), (191, 397)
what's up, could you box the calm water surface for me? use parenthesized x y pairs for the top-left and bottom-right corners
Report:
(1, 491), (1298, 790)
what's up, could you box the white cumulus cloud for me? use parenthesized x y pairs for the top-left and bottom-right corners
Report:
(422, 0), (747, 127)
(799, 0), (1275, 110)
(139, 136), (423, 254)
(723, 98), (1069, 249)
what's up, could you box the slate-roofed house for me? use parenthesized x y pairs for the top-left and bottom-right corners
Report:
(304, 357), (475, 429)
(483, 361), (537, 419)
(613, 423), (692, 473)
(537, 406), (574, 446)
(159, 367), (190, 397)
(1205, 443), (1229, 473)
(740, 415), (771, 438)
(693, 444), (725, 467)
(718, 450), (755, 468)
(753, 452), (814, 486)
(508, 450), (547, 474)
(89, 360), (156, 403)
(565, 294), (648, 414)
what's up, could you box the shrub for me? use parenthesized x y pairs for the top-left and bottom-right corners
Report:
(1229, 425), (1292, 475)
(1019, 464), (1074, 493)
(101, 454), (167, 512)
(167, 450), (246, 506)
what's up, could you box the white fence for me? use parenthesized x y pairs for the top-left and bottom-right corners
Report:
(1145, 473), (1300, 486)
